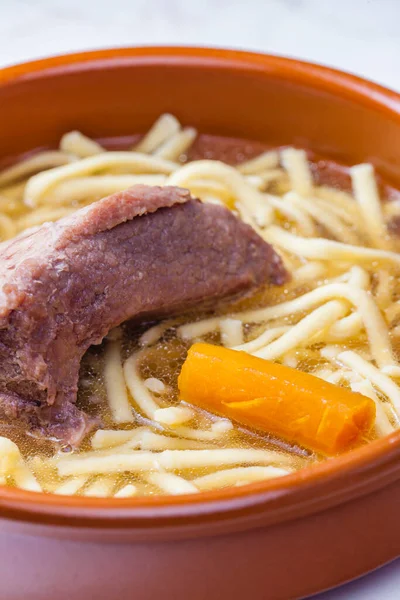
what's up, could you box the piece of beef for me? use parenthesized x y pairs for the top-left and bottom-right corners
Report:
(0, 185), (287, 445)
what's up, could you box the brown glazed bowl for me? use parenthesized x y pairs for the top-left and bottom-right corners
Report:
(1, 47), (400, 600)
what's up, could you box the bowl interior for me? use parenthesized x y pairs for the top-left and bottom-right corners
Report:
(1, 47), (400, 525)
(2, 48), (400, 186)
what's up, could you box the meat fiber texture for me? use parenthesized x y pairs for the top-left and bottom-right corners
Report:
(0, 185), (287, 445)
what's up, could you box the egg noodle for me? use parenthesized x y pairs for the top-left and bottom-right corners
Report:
(1, 113), (400, 497)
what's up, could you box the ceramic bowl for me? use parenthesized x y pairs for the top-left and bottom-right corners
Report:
(1, 47), (400, 600)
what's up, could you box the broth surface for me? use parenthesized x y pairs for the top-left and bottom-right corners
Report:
(0, 114), (400, 497)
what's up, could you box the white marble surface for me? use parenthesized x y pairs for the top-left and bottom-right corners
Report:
(0, 0), (399, 91)
(0, 0), (399, 598)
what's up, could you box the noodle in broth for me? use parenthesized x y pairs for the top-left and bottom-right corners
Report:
(1, 113), (400, 497)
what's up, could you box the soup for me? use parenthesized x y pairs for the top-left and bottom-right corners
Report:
(0, 113), (399, 498)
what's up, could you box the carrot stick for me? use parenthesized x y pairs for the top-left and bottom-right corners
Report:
(178, 343), (376, 455)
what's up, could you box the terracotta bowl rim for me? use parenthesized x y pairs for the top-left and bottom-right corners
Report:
(1, 46), (400, 530)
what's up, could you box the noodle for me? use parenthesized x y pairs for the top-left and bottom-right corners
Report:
(317, 312), (364, 342)
(0, 214), (17, 240)
(169, 422), (234, 442)
(315, 185), (360, 216)
(45, 174), (167, 205)
(17, 206), (76, 231)
(350, 380), (394, 437)
(254, 301), (348, 360)
(91, 429), (144, 449)
(136, 431), (211, 451)
(60, 131), (104, 158)
(25, 152), (177, 206)
(54, 476), (88, 495)
(350, 163), (387, 248)
(123, 352), (160, 419)
(133, 114), (180, 153)
(154, 127), (197, 160)
(0, 151), (75, 188)
(312, 197), (356, 224)
(139, 320), (176, 347)
(337, 351), (400, 415)
(168, 160), (273, 227)
(104, 342), (134, 424)
(238, 150), (279, 174)
(56, 448), (293, 477)
(267, 194), (316, 236)
(0, 437), (23, 475)
(91, 426), (230, 449)
(233, 327), (290, 354)
(375, 270), (394, 309)
(265, 225), (400, 265)
(193, 466), (290, 490)
(153, 406), (195, 427)
(13, 462), (42, 492)
(293, 262), (326, 283)
(280, 148), (313, 196)
(83, 477), (116, 497)
(147, 472), (198, 495)
(286, 192), (360, 244)
(144, 378), (166, 394)
(114, 483), (138, 497)
(247, 169), (287, 190)
(220, 318), (244, 347)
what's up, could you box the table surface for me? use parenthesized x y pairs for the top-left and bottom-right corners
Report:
(0, 0), (399, 598)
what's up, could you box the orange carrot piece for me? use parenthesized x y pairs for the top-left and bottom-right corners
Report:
(178, 343), (376, 455)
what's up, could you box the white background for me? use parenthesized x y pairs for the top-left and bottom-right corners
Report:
(0, 0), (399, 598)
